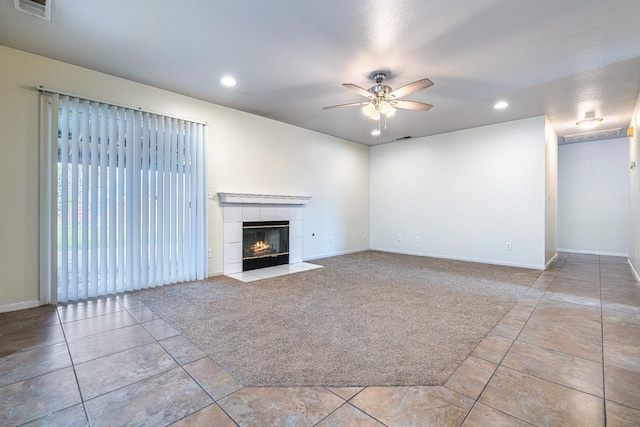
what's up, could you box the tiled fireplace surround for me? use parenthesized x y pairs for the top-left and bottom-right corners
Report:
(219, 193), (311, 275)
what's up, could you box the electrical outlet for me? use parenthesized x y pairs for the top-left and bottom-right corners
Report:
(397, 234), (402, 242)
(416, 236), (421, 243)
(363, 233), (367, 241)
(505, 242), (512, 251)
(329, 236), (333, 244)
(207, 248), (211, 258)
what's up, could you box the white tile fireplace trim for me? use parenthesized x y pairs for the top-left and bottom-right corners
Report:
(218, 192), (311, 205)
(219, 193), (309, 275)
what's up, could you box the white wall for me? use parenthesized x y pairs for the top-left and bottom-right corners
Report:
(545, 117), (558, 266)
(210, 111), (370, 264)
(558, 138), (629, 256)
(0, 45), (370, 309)
(370, 116), (548, 269)
(629, 93), (640, 279)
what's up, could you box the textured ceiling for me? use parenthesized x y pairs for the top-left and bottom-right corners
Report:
(1, 0), (640, 145)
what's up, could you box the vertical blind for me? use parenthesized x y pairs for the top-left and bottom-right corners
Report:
(45, 93), (208, 303)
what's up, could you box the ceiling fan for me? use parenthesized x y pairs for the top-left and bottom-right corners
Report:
(323, 72), (434, 121)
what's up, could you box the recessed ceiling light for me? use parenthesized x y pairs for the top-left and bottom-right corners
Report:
(220, 76), (237, 87)
(371, 129), (381, 136)
(494, 101), (509, 109)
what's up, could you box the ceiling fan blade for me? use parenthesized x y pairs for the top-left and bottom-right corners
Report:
(392, 100), (433, 111)
(387, 78), (434, 99)
(342, 83), (373, 98)
(323, 101), (368, 110)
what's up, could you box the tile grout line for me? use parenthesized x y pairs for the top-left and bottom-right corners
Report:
(57, 302), (92, 427)
(62, 297), (204, 426)
(599, 255), (608, 426)
(499, 257), (604, 352)
(129, 295), (243, 426)
(456, 254), (567, 426)
(2, 308), (90, 426)
(127, 294), (257, 425)
(311, 400), (386, 427)
(121, 297), (226, 426)
(524, 254), (607, 398)
(342, 390), (392, 427)
(347, 389), (399, 427)
(73, 312), (227, 426)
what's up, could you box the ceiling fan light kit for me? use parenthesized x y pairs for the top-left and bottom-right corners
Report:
(324, 71), (434, 132)
(378, 100), (393, 115)
(363, 102), (378, 119)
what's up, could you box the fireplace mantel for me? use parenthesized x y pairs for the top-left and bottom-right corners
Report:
(218, 192), (312, 205)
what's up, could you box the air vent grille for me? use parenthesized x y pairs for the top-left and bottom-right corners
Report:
(14, 0), (51, 21)
(562, 128), (623, 144)
(395, 136), (413, 141)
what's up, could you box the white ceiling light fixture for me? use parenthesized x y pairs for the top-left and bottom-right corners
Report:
(378, 100), (392, 115)
(363, 103), (377, 119)
(494, 101), (509, 109)
(576, 111), (603, 129)
(371, 129), (381, 136)
(220, 75), (237, 87)
(362, 103), (381, 121)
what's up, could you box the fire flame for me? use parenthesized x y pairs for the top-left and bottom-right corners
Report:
(250, 240), (271, 255)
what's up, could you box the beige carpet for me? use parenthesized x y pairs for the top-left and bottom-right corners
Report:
(135, 251), (541, 386)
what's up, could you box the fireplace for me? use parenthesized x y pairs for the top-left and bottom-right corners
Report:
(219, 193), (311, 275)
(242, 221), (290, 271)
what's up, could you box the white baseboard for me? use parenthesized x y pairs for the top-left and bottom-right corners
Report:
(558, 248), (628, 257)
(369, 247), (544, 270)
(303, 248), (369, 261)
(0, 299), (41, 313)
(629, 260), (640, 287)
(544, 253), (558, 270)
(208, 270), (223, 278)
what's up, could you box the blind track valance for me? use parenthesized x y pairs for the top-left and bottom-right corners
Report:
(37, 86), (207, 126)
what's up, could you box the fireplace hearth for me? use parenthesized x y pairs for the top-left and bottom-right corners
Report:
(242, 221), (290, 271)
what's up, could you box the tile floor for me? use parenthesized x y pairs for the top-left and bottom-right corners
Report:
(1, 252), (640, 426)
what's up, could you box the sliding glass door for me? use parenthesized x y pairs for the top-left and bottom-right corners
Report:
(41, 93), (208, 303)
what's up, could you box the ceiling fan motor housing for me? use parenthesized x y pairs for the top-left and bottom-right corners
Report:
(370, 84), (391, 97)
(370, 72), (391, 98)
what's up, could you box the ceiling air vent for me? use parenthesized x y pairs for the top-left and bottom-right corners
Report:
(14, 0), (51, 21)
(395, 136), (413, 141)
(562, 128), (623, 144)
